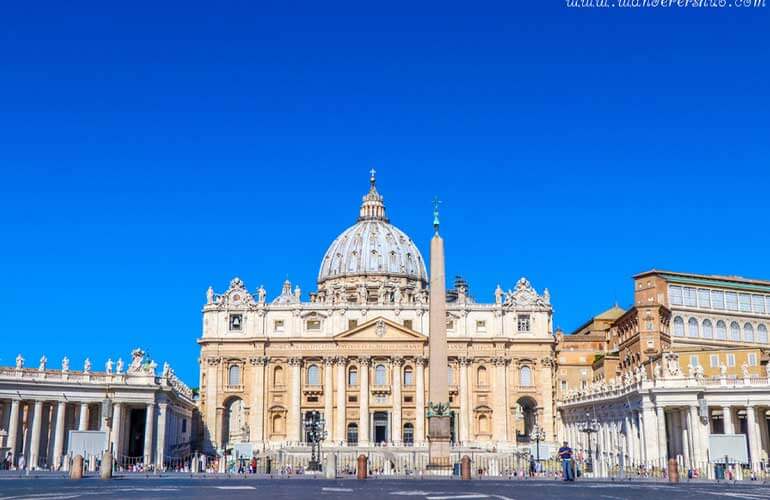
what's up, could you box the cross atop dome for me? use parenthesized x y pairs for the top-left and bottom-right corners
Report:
(359, 168), (388, 222)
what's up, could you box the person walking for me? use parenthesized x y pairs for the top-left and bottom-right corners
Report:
(558, 441), (574, 482)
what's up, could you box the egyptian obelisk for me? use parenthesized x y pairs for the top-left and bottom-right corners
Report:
(427, 198), (451, 470)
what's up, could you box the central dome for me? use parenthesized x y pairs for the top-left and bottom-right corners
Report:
(317, 172), (428, 286)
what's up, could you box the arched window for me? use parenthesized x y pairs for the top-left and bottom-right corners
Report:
(307, 364), (320, 385)
(479, 414), (490, 433)
(228, 365), (241, 386)
(403, 366), (414, 385)
(477, 366), (488, 386)
(730, 321), (741, 341)
(272, 414), (284, 433)
(273, 366), (284, 386)
(374, 364), (387, 385)
(347, 423), (358, 445)
(402, 423), (414, 445)
(744, 323), (754, 342)
(716, 320), (727, 340)
(673, 317), (685, 337)
(519, 366), (533, 387)
(702, 319), (713, 338)
(758, 324), (768, 344)
(348, 367), (358, 386)
(688, 318), (699, 338)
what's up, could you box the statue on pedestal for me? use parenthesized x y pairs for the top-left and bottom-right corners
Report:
(62, 356), (70, 373)
(105, 358), (114, 374)
(116, 358), (124, 374)
(38, 355), (47, 372)
(15, 354), (24, 369)
(84, 358), (92, 374)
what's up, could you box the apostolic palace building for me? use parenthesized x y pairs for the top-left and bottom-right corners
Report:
(197, 172), (556, 454)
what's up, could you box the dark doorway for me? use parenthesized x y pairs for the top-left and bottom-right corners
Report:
(127, 408), (147, 457)
(374, 412), (388, 444)
(450, 411), (456, 444)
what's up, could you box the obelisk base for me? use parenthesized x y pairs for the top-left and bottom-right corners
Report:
(427, 415), (452, 473)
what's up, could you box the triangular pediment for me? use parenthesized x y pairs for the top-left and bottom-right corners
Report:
(334, 316), (427, 342)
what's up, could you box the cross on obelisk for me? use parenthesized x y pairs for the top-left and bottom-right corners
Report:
(427, 197), (451, 470)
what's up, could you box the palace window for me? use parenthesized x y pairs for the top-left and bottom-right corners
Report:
(403, 423), (414, 445)
(751, 295), (765, 314)
(478, 414), (490, 434)
(697, 289), (711, 308)
(228, 365), (241, 386)
(688, 317), (699, 338)
(306, 319), (321, 332)
(517, 315), (531, 333)
(273, 366), (284, 386)
(758, 324), (768, 344)
(739, 294), (751, 313)
(716, 320), (727, 340)
(403, 366), (414, 386)
(348, 319), (358, 329)
(476, 320), (487, 333)
(374, 364), (387, 385)
(447, 366), (454, 384)
(725, 292), (739, 311)
(477, 366), (488, 386)
(560, 380), (568, 392)
(730, 321), (741, 341)
(710, 354), (719, 368)
(683, 287), (697, 307)
(711, 291), (725, 310)
(307, 364), (320, 385)
(347, 424), (358, 445)
(673, 317), (685, 337)
(403, 319), (413, 330)
(727, 353), (736, 367)
(519, 366), (533, 386)
(229, 314), (243, 331)
(348, 367), (358, 386)
(690, 355), (699, 367)
(702, 319), (713, 339)
(744, 323), (754, 342)
(669, 286), (683, 306)
(274, 320), (285, 333)
(748, 353), (758, 366)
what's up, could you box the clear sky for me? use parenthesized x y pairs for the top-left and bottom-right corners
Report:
(1, 2), (768, 385)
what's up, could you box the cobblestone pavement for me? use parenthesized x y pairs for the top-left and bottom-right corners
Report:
(1, 474), (770, 499)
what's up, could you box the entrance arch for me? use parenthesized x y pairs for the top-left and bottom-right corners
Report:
(515, 396), (538, 443)
(222, 397), (246, 449)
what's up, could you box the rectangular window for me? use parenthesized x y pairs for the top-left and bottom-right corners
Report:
(709, 354), (719, 368)
(711, 291), (725, 310)
(748, 353), (757, 366)
(697, 289), (711, 308)
(669, 285), (683, 306)
(751, 295), (765, 314)
(348, 319), (358, 329)
(306, 319), (321, 331)
(348, 395), (358, 403)
(182, 419), (187, 433)
(739, 294), (751, 312)
(446, 319), (455, 330)
(690, 355), (699, 367)
(725, 292), (739, 311)
(475, 320), (486, 332)
(727, 353), (736, 367)
(274, 320), (285, 333)
(403, 319), (413, 330)
(560, 380), (568, 392)
(766, 296), (770, 315)
(404, 395), (413, 403)
(229, 314), (243, 331)
(683, 287), (697, 307)
(517, 315), (531, 332)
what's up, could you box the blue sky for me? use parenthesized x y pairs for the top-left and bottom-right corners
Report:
(1, 2), (768, 384)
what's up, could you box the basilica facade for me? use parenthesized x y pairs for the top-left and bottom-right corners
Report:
(197, 173), (555, 454)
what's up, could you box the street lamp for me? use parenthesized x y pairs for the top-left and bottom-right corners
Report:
(303, 411), (327, 472)
(529, 424), (546, 463)
(577, 413), (599, 474)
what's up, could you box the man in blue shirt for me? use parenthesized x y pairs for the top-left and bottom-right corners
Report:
(557, 441), (574, 481)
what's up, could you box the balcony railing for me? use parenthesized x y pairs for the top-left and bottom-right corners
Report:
(224, 384), (244, 392)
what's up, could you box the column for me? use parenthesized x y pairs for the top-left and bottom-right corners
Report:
(358, 357), (370, 446)
(458, 357), (470, 445)
(52, 401), (66, 470)
(250, 357), (267, 444)
(111, 402), (123, 458)
(415, 357), (426, 445)
(156, 402), (167, 469)
(204, 356), (220, 451)
(492, 357), (507, 443)
(78, 403), (89, 431)
(28, 401), (43, 469)
(7, 399), (20, 462)
(746, 406), (760, 471)
(323, 357), (334, 443)
(391, 357), (403, 445)
(335, 358), (346, 443)
(288, 357), (302, 443)
(722, 406), (733, 434)
(688, 405), (703, 466)
(656, 405), (667, 466)
(681, 409), (690, 467)
(624, 414), (634, 465)
(144, 403), (155, 466)
(540, 358), (554, 441)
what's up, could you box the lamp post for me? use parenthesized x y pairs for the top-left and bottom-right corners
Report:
(529, 424), (546, 463)
(578, 413), (599, 475)
(303, 411), (327, 472)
